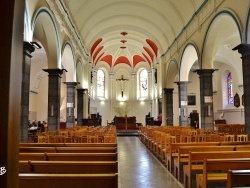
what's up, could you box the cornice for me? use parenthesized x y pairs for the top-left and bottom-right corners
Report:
(46, 0), (89, 61)
(162, 0), (225, 60)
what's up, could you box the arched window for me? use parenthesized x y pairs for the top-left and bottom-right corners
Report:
(97, 69), (105, 98)
(139, 69), (148, 98)
(227, 72), (233, 104)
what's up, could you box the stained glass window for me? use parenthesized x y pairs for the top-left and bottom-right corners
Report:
(139, 69), (148, 97)
(227, 72), (233, 104)
(97, 69), (105, 97)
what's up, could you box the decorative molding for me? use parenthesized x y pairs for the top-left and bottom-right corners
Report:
(46, 0), (89, 61)
(162, 0), (225, 59)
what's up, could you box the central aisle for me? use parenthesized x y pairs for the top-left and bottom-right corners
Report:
(118, 136), (183, 188)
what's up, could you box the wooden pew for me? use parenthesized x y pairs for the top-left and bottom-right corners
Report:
(19, 161), (118, 174)
(19, 173), (118, 188)
(19, 143), (117, 147)
(19, 152), (118, 161)
(19, 153), (47, 160)
(184, 151), (250, 188)
(227, 169), (250, 188)
(163, 142), (220, 173)
(174, 146), (235, 181)
(235, 145), (250, 151)
(19, 146), (117, 153)
(46, 153), (118, 161)
(19, 147), (57, 153)
(56, 147), (117, 153)
(196, 158), (250, 188)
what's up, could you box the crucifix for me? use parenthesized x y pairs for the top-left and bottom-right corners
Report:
(116, 75), (129, 97)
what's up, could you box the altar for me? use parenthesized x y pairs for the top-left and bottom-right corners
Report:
(113, 116), (137, 131)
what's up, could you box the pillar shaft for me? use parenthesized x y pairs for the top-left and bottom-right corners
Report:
(176, 81), (189, 126)
(195, 69), (216, 130)
(64, 82), (78, 128)
(163, 88), (174, 125)
(20, 42), (35, 142)
(43, 69), (65, 130)
(233, 44), (250, 138)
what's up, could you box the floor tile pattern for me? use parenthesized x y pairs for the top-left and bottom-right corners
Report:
(118, 136), (183, 188)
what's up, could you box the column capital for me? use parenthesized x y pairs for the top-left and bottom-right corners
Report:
(233, 43), (250, 56)
(163, 88), (174, 94)
(23, 41), (35, 53)
(63, 82), (79, 87)
(43, 68), (67, 76)
(77, 88), (88, 94)
(174, 81), (189, 86)
(194, 69), (217, 76)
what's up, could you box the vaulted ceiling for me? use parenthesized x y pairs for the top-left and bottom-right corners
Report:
(61, 0), (206, 69)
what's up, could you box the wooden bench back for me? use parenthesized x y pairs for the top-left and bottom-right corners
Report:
(178, 145), (235, 158)
(19, 152), (118, 161)
(19, 143), (117, 147)
(204, 158), (250, 172)
(19, 173), (118, 188)
(167, 142), (220, 154)
(46, 153), (118, 161)
(227, 169), (250, 188)
(19, 161), (118, 174)
(19, 147), (57, 153)
(201, 158), (250, 188)
(235, 145), (250, 151)
(56, 147), (117, 153)
(19, 146), (117, 153)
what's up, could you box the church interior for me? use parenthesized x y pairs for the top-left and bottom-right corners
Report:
(2, 0), (250, 187)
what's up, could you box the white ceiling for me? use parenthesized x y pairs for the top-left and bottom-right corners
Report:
(61, 0), (206, 68)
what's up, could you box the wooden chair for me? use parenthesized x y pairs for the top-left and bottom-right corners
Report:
(222, 134), (235, 142)
(104, 135), (117, 143)
(236, 134), (248, 142)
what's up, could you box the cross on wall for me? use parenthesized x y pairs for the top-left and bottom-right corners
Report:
(116, 75), (129, 97)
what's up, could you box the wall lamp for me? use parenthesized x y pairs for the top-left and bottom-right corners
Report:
(30, 41), (42, 49)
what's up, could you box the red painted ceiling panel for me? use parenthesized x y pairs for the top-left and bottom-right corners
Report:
(114, 56), (131, 67)
(100, 54), (112, 67)
(143, 46), (154, 62)
(146, 39), (158, 56)
(93, 46), (104, 62)
(90, 38), (103, 55)
(133, 55), (145, 67)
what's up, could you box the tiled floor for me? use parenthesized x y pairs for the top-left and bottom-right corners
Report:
(118, 136), (184, 188)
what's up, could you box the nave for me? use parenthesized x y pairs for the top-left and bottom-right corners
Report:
(118, 136), (182, 188)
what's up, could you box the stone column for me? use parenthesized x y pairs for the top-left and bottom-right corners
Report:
(195, 69), (216, 130)
(176, 81), (189, 126)
(233, 44), (250, 138)
(164, 88), (174, 126)
(20, 42), (35, 142)
(77, 89), (84, 125)
(43, 69), (65, 130)
(83, 89), (89, 118)
(64, 82), (78, 128)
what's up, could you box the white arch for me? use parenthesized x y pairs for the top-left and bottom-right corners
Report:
(62, 42), (76, 82)
(31, 7), (61, 68)
(179, 44), (198, 81)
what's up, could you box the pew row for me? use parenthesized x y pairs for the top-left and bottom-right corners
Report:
(19, 143), (117, 147)
(19, 152), (118, 161)
(19, 146), (117, 153)
(227, 169), (250, 188)
(19, 161), (118, 174)
(164, 142), (221, 173)
(184, 151), (250, 188)
(196, 158), (250, 188)
(173, 145), (235, 181)
(19, 173), (118, 188)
